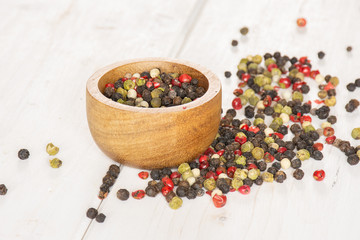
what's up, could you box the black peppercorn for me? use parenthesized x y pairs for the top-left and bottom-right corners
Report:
(257, 161), (267, 171)
(293, 169), (304, 180)
(318, 51), (325, 59)
(231, 40), (238, 46)
(254, 177), (263, 185)
(150, 169), (161, 180)
(186, 188), (197, 199)
(347, 83), (356, 92)
(0, 184), (7, 195)
(275, 171), (287, 183)
(272, 162), (281, 171)
(225, 71), (232, 78)
(117, 189), (130, 201)
(245, 106), (255, 118)
(243, 178), (253, 187)
(102, 174), (115, 186)
(86, 208), (98, 219)
(345, 147), (356, 156)
(291, 158), (302, 169)
(104, 87), (115, 98)
(145, 185), (158, 197)
(347, 154), (360, 165)
(312, 150), (323, 160)
(196, 188), (205, 197)
(346, 46), (353, 52)
(95, 213), (106, 223)
(18, 149), (30, 160)
(267, 166), (277, 175)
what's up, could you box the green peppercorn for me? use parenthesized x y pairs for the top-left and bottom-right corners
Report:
(123, 80), (135, 90)
(178, 163), (190, 174)
(292, 91), (303, 102)
(231, 177), (243, 190)
(244, 89), (255, 98)
(251, 147), (264, 160)
(253, 55), (262, 64)
(151, 89), (163, 98)
(182, 170), (194, 181)
(296, 149), (310, 161)
(351, 128), (360, 140)
(203, 178), (216, 191)
(169, 196), (183, 210)
(248, 168), (260, 180)
(324, 96), (336, 107)
(254, 75), (265, 86)
(329, 77), (339, 87)
(150, 98), (161, 108)
(265, 58), (275, 67)
(49, 158), (62, 168)
(46, 143), (59, 156)
(253, 118), (264, 126)
(241, 141), (254, 152)
(262, 172), (274, 182)
(239, 95), (248, 105)
(281, 106), (292, 115)
(181, 97), (192, 104)
(304, 125), (316, 133)
(234, 155), (246, 165)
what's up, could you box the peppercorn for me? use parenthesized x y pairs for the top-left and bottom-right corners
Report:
(262, 172), (274, 182)
(117, 189), (129, 201)
(231, 40), (238, 46)
(186, 188), (197, 199)
(86, 208), (98, 219)
(95, 213), (106, 223)
(291, 158), (302, 169)
(293, 169), (304, 180)
(274, 171), (286, 183)
(49, 158), (62, 168)
(347, 154), (360, 165)
(345, 99), (359, 112)
(313, 170), (325, 181)
(102, 174), (115, 186)
(18, 149), (30, 160)
(327, 115), (337, 124)
(346, 46), (353, 52)
(351, 128), (360, 140)
(0, 184), (7, 195)
(347, 83), (356, 92)
(240, 27), (249, 35)
(312, 150), (323, 160)
(318, 51), (325, 59)
(169, 196), (183, 209)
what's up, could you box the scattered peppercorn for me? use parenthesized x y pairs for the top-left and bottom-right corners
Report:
(293, 169), (304, 180)
(49, 158), (62, 168)
(18, 149), (30, 160)
(317, 51), (325, 59)
(231, 40), (238, 46)
(351, 128), (360, 140)
(46, 143), (59, 156)
(86, 208), (98, 219)
(0, 184), (7, 195)
(240, 27), (249, 35)
(346, 46), (352, 52)
(225, 71), (232, 78)
(95, 213), (106, 223)
(347, 83), (356, 92)
(117, 189), (129, 201)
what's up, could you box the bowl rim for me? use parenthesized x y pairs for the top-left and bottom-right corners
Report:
(86, 57), (221, 113)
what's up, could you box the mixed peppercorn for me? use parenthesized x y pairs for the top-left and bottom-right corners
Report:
(102, 69), (206, 108)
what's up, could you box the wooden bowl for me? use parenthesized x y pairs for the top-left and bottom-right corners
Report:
(86, 58), (221, 169)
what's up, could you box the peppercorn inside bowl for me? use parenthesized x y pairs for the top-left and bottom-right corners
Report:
(86, 58), (221, 169)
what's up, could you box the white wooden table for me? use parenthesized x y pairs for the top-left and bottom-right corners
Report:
(1, 0), (360, 239)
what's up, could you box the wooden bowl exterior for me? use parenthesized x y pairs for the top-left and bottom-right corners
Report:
(86, 58), (221, 169)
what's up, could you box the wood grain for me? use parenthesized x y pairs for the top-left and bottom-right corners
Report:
(86, 58), (221, 169)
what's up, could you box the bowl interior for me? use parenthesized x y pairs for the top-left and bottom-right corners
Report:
(97, 60), (209, 94)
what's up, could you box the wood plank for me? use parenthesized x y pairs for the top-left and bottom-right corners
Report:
(0, 0), (197, 239)
(85, 1), (360, 240)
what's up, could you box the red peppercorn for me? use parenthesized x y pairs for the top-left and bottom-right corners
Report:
(217, 149), (225, 156)
(227, 166), (237, 178)
(161, 186), (172, 196)
(153, 82), (160, 88)
(146, 81), (153, 89)
(170, 172), (181, 179)
(314, 100), (324, 104)
(292, 81), (306, 91)
(270, 132), (284, 139)
(240, 124), (249, 131)
(206, 171), (218, 180)
(300, 115), (312, 123)
(204, 147), (215, 155)
(313, 170), (325, 181)
(297, 18), (307, 27)
(234, 149), (242, 156)
(264, 152), (275, 163)
(206, 190), (212, 196)
(199, 161), (209, 170)
(233, 88), (243, 96)
(235, 136), (247, 144)
(238, 81), (247, 88)
(299, 56), (309, 64)
(242, 73), (251, 82)
(267, 63), (278, 72)
(212, 194), (227, 208)
(229, 187), (236, 192)
(324, 82), (335, 91)
(248, 126), (260, 133)
(325, 135), (336, 144)
(138, 171), (149, 179)
(199, 155), (209, 163)
(216, 166), (226, 176)
(279, 78), (291, 88)
(105, 83), (115, 89)
(132, 190), (146, 199)
(162, 177), (174, 190)
(121, 77), (128, 82)
(313, 143), (324, 151)
(179, 74), (192, 83)
(232, 98), (242, 110)
(323, 127), (335, 137)
(171, 78), (182, 87)
(277, 147), (287, 154)
(238, 185), (251, 195)
(310, 70), (320, 79)
(247, 163), (258, 170)
(263, 95), (272, 107)
(301, 66), (311, 77)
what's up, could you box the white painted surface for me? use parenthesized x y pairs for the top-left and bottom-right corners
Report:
(1, 0), (360, 239)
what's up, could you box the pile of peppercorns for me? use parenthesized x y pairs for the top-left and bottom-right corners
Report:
(103, 69), (206, 108)
(111, 52), (360, 209)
